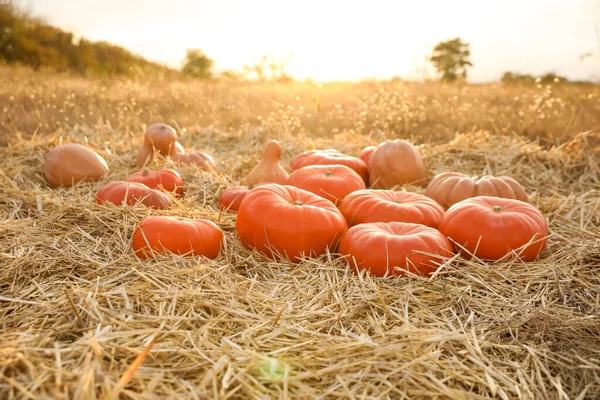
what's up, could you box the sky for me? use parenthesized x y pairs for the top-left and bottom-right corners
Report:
(15, 0), (600, 82)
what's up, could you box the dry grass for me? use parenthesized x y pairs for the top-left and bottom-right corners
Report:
(1, 66), (600, 399)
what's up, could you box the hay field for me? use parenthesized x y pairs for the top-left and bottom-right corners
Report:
(1, 66), (600, 399)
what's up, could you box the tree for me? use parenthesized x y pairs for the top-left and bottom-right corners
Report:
(181, 49), (213, 79)
(429, 38), (472, 82)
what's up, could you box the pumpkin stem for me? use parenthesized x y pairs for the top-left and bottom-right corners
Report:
(492, 205), (503, 212)
(292, 200), (303, 206)
(325, 171), (333, 177)
(142, 168), (150, 176)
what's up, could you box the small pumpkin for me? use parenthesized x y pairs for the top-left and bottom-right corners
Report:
(172, 151), (217, 171)
(425, 172), (528, 209)
(358, 145), (376, 166)
(290, 149), (368, 183)
(244, 140), (289, 186)
(44, 143), (109, 188)
(368, 140), (427, 189)
(235, 184), (348, 262)
(218, 185), (251, 212)
(133, 216), (225, 259)
(339, 222), (454, 278)
(288, 164), (366, 206)
(144, 123), (177, 156)
(96, 181), (172, 209)
(340, 190), (445, 228)
(125, 168), (184, 197)
(438, 196), (548, 261)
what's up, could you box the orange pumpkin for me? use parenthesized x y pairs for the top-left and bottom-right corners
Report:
(340, 190), (445, 228)
(425, 172), (528, 209)
(290, 149), (368, 183)
(235, 184), (348, 262)
(44, 143), (109, 188)
(288, 164), (366, 206)
(133, 216), (225, 259)
(244, 140), (289, 186)
(438, 196), (548, 261)
(96, 181), (172, 209)
(339, 222), (454, 278)
(218, 185), (251, 212)
(358, 145), (376, 166)
(172, 151), (216, 171)
(368, 140), (427, 189)
(125, 168), (184, 197)
(144, 123), (177, 156)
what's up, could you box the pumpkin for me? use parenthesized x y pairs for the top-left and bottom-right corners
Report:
(144, 123), (177, 156)
(288, 164), (366, 206)
(218, 185), (251, 212)
(172, 151), (216, 171)
(425, 172), (528, 209)
(244, 140), (289, 186)
(290, 149), (368, 183)
(340, 190), (445, 228)
(125, 168), (184, 197)
(438, 196), (548, 261)
(96, 181), (172, 209)
(136, 145), (155, 167)
(44, 143), (109, 188)
(339, 222), (453, 278)
(235, 184), (348, 261)
(358, 145), (376, 166)
(368, 140), (427, 189)
(133, 216), (225, 259)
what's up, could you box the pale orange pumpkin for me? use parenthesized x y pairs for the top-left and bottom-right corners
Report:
(425, 172), (528, 209)
(368, 140), (427, 189)
(172, 151), (217, 171)
(244, 140), (289, 186)
(44, 143), (109, 188)
(144, 123), (177, 155)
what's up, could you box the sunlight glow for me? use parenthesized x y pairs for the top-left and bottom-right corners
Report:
(21, 0), (600, 82)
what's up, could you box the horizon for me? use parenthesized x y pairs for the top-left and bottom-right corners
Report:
(14, 0), (600, 82)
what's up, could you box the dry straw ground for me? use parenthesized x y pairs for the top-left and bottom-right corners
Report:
(1, 66), (600, 399)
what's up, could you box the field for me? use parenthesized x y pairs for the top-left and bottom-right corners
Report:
(1, 66), (600, 399)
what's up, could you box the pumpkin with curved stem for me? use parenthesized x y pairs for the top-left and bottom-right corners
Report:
(235, 184), (348, 262)
(339, 222), (453, 278)
(290, 149), (368, 183)
(368, 140), (427, 189)
(340, 190), (445, 227)
(288, 164), (366, 206)
(358, 145), (376, 166)
(133, 216), (225, 259)
(44, 143), (109, 188)
(96, 181), (172, 209)
(425, 172), (528, 209)
(244, 140), (289, 186)
(125, 168), (184, 197)
(438, 196), (548, 261)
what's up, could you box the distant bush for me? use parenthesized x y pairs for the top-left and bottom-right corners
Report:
(0, 1), (173, 76)
(501, 71), (570, 85)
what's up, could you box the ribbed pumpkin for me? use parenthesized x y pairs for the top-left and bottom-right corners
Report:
(125, 168), (184, 197)
(290, 149), (368, 183)
(358, 145), (376, 166)
(425, 172), (528, 209)
(235, 184), (348, 262)
(340, 190), (445, 228)
(368, 140), (427, 189)
(96, 181), (172, 209)
(288, 164), (366, 206)
(339, 222), (453, 278)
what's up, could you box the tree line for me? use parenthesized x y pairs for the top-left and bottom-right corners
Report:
(0, 2), (171, 76)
